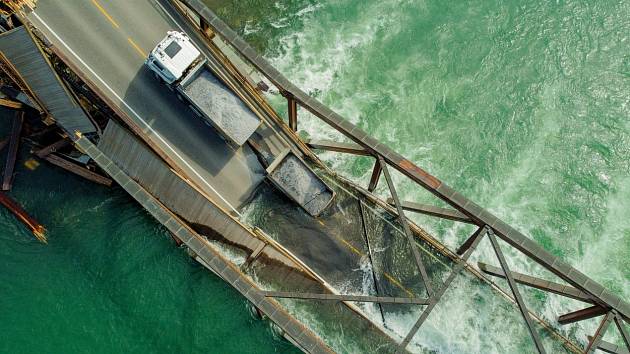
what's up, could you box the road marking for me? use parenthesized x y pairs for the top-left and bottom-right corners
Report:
(91, 0), (120, 29)
(154, 0), (424, 299)
(34, 6), (417, 300)
(337, 237), (363, 257)
(127, 37), (147, 58)
(31, 12), (241, 217)
(383, 272), (415, 297)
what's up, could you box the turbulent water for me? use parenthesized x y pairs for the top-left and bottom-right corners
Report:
(2, 0), (629, 353)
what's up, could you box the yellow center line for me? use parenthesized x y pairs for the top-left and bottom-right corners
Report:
(91, 0), (119, 29)
(329, 231), (415, 297)
(383, 272), (415, 297)
(127, 37), (147, 58)
(336, 236), (364, 257)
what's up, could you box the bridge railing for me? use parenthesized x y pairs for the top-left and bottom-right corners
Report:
(173, 1), (629, 352)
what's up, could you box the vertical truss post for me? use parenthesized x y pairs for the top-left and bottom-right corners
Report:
(613, 312), (630, 352)
(397, 226), (488, 352)
(287, 94), (298, 132)
(585, 311), (613, 354)
(487, 230), (546, 354)
(367, 158), (382, 192)
(379, 156), (433, 298)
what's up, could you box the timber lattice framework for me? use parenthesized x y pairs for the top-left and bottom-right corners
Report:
(176, 0), (630, 353)
(1, 0), (628, 352)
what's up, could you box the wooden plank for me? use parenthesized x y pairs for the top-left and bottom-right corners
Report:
(387, 198), (473, 223)
(263, 291), (429, 305)
(457, 227), (486, 255)
(367, 159), (382, 192)
(2, 111), (23, 191)
(0, 191), (46, 242)
(478, 262), (593, 303)
(34, 138), (70, 158)
(614, 313), (630, 353)
(287, 95), (297, 132)
(42, 153), (112, 186)
(307, 139), (370, 156)
(586, 312), (613, 353)
(558, 305), (608, 325)
(587, 336), (630, 354)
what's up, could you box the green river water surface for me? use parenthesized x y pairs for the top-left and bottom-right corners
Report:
(2, 0), (629, 353)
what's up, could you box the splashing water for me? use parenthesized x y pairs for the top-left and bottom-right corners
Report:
(210, 0), (630, 352)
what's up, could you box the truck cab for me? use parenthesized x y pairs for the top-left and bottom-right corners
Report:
(145, 31), (200, 84)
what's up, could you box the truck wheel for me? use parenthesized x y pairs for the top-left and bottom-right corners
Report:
(176, 93), (184, 102)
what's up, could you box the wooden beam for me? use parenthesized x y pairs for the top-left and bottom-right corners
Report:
(587, 336), (630, 354)
(2, 111), (23, 191)
(387, 198), (473, 223)
(42, 154), (112, 186)
(613, 312), (630, 352)
(487, 230), (547, 354)
(586, 312), (613, 354)
(397, 220), (485, 351)
(0, 191), (46, 243)
(478, 262), (593, 303)
(558, 305), (608, 325)
(307, 139), (369, 156)
(263, 291), (429, 305)
(367, 159), (382, 192)
(0, 97), (23, 109)
(380, 156), (433, 297)
(457, 226), (487, 255)
(34, 138), (70, 158)
(287, 95), (297, 132)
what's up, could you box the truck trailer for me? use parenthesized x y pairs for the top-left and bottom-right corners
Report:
(146, 31), (334, 216)
(145, 31), (261, 147)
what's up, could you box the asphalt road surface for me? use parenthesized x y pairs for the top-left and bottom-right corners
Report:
(28, 0), (265, 212)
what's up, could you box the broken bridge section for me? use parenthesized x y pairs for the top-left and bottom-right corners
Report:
(0, 26), (96, 135)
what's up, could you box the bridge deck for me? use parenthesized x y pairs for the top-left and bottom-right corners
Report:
(27, 0), (265, 211)
(0, 26), (96, 134)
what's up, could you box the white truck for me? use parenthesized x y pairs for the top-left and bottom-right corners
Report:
(146, 31), (335, 216)
(145, 31), (261, 147)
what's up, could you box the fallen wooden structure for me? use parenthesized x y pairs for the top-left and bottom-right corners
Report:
(41, 153), (112, 186)
(0, 191), (46, 242)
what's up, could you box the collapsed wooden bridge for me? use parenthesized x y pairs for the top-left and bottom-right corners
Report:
(0, 0), (628, 353)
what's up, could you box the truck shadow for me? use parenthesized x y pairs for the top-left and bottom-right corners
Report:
(123, 66), (235, 172)
(122, 66), (265, 207)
